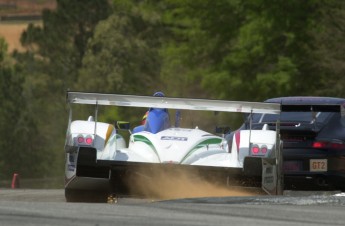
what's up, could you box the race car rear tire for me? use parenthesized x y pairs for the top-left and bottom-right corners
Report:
(243, 157), (262, 177)
(65, 188), (108, 203)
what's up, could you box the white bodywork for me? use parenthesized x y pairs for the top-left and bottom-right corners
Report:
(65, 118), (127, 186)
(106, 127), (277, 169)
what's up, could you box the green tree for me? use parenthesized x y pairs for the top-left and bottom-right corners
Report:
(0, 38), (47, 180)
(77, 0), (165, 95)
(161, 0), (330, 101)
(11, 0), (112, 179)
(311, 0), (345, 97)
(76, 0), (171, 124)
(20, 0), (111, 90)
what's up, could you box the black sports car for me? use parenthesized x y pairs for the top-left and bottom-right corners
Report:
(239, 96), (345, 191)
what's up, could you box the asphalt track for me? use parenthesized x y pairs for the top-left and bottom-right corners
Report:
(0, 189), (345, 226)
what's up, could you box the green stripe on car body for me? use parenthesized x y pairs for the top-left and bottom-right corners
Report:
(180, 137), (223, 164)
(133, 134), (161, 162)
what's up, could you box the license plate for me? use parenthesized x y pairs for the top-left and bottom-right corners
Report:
(283, 161), (302, 172)
(310, 159), (327, 172)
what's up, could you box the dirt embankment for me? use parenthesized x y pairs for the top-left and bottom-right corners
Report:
(0, 23), (29, 52)
(0, 0), (56, 16)
(0, 0), (56, 52)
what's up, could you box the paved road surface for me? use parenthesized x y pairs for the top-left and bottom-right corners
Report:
(0, 189), (345, 226)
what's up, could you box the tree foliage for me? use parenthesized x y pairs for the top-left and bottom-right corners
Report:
(20, 0), (111, 90)
(77, 1), (164, 94)
(8, 0), (112, 180)
(160, 0), (333, 101)
(0, 38), (48, 179)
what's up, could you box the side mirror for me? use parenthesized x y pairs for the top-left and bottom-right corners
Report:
(115, 121), (130, 130)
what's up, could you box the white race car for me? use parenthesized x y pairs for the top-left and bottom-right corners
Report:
(64, 92), (282, 202)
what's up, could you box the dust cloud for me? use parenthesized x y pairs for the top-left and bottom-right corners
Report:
(125, 167), (264, 200)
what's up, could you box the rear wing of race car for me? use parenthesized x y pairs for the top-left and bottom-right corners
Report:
(281, 104), (345, 114)
(280, 104), (345, 127)
(67, 91), (281, 114)
(67, 91), (280, 133)
(251, 104), (345, 128)
(66, 91), (281, 132)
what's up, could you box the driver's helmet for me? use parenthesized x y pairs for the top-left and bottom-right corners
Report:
(149, 91), (166, 112)
(153, 91), (165, 97)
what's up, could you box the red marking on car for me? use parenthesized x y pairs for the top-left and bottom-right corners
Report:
(252, 146), (259, 154)
(86, 137), (93, 144)
(313, 141), (345, 149)
(261, 146), (268, 154)
(235, 131), (241, 153)
(78, 137), (84, 143)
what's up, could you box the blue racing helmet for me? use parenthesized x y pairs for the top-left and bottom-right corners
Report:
(153, 91), (165, 97)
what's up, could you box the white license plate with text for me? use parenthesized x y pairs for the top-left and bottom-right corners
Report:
(310, 159), (327, 172)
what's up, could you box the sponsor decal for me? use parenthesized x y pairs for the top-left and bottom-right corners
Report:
(161, 136), (188, 141)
